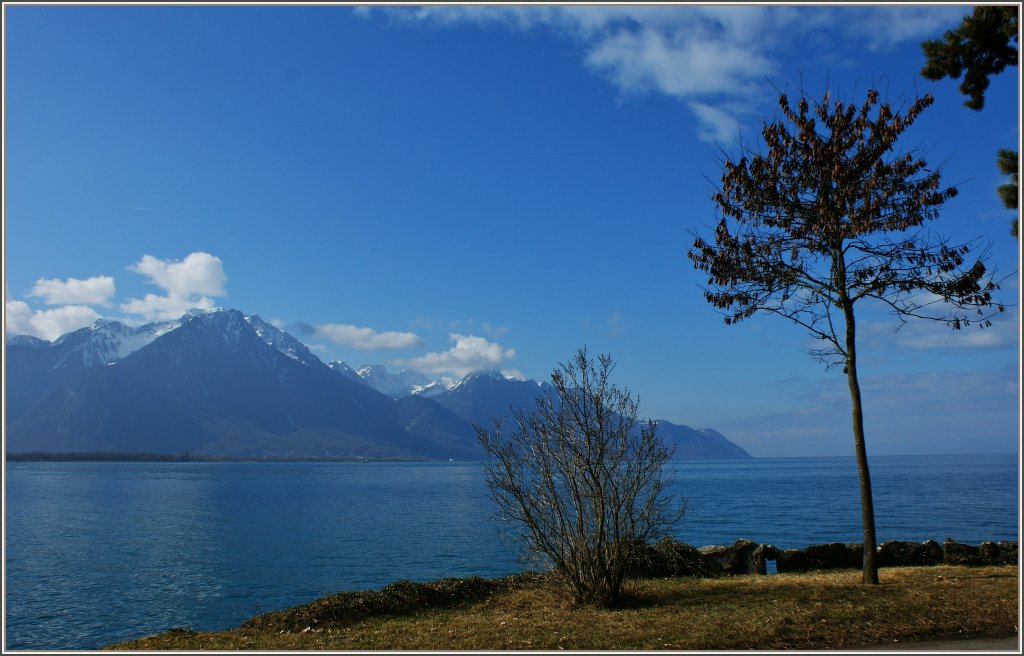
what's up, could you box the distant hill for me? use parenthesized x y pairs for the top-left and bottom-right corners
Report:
(652, 421), (752, 459)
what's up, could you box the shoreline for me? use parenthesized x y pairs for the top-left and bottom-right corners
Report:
(116, 537), (1017, 644)
(105, 563), (1019, 651)
(4, 451), (431, 463)
(7, 538), (1013, 651)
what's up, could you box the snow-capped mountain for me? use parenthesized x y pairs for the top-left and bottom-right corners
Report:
(327, 360), (364, 384)
(6, 308), (752, 460)
(410, 376), (459, 398)
(425, 371), (752, 459)
(5, 307), (316, 374)
(331, 362), (525, 401)
(245, 314), (322, 368)
(446, 370), (527, 392)
(355, 364), (432, 398)
(5, 308), (481, 460)
(348, 367), (529, 401)
(429, 370), (550, 428)
(5, 316), (180, 423)
(49, 317), (180, 368)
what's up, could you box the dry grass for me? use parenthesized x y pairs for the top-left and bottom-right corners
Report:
(107, 565), (1018, 651)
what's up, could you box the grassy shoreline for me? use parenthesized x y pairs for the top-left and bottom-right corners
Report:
(107, 564), (1018, 651)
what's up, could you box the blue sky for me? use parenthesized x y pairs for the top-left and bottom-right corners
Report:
(3, 4), (1020, 457)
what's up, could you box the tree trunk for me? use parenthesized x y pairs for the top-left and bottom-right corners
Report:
(843, 303), (879, 584)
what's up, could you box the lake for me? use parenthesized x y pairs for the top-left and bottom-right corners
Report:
(4, 453), (1018, 650)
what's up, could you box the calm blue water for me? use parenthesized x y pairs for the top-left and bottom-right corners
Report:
(4, 454), (1018, 650)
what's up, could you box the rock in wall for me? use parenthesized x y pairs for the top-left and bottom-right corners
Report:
(632, 538), (1016, 579)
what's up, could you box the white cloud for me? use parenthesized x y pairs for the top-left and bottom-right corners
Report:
(403, 333), (516, 377)
(363, 5), (965, 145)
(893, 307), (1020, 350)
(859, 288), (1019, 352)
(361, 5), (785, 145)
(716, 363), (1018, 457)
(5, 297), (34, 335)
(314, 323), (424, 350)
(29, 275), (116, 307)
(842, 6), (966, 52)
(689, 101), (743, 145)
(584, 26), (773, 101)
(120, 252), (227, 321)
(120, 293), (217, 322)
(129, 252), (227, 298)
(5, 298), (99, 341)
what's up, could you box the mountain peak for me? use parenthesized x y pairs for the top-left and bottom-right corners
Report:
(8, 314), (750, 461)
(450, 369), (533, 392)
(185, 307), (224, 317)
(355, 364), (430, 398)
(44, 316), (181, 367)
(6, 334), (50, 347)
(357, 363), (388, 377)
(244, 314), (322, 368)
(6, 309), (483, 461)
(465, 370), (507, 381)
(328, 360), (364, 383)
(410, 376), (459, 397)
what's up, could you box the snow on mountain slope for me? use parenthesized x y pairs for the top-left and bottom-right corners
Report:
(50, 317), (180, 368)
(328, 360), (365, 383)
(12, 308), (322, 373)
(429, 370), (548, 427)
(7, 307), (482, 460)
(7, 312), (749, 461)
(410, 377), (459, 397)
(356, 364), (431, 398)
(245, 314), (323, 368)
(447, 369), (529, 392)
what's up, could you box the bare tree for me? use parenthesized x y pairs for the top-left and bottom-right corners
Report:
(689, 88), (1005, 585)
(477, 348), (684, 607)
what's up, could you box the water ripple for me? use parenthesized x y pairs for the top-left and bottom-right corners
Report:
(5, 455), (1018, 650)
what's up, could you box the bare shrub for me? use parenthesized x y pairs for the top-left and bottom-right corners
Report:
(477, 348), (685, 607)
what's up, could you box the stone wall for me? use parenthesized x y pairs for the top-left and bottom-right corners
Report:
(635, 538), (1018, 578)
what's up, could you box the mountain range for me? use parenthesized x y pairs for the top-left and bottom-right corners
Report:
(4, 308), (751, 460)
